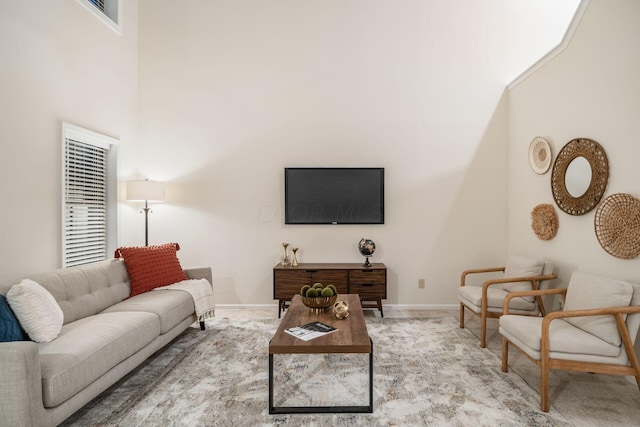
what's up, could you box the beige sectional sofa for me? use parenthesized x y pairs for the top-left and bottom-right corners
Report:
(0, 258), (212, 427)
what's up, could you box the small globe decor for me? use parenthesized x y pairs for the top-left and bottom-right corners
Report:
(300, 283), (338, 313)
(358, 238), (376, 267)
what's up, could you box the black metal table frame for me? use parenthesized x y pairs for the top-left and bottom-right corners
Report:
(268, 338), (374, 414)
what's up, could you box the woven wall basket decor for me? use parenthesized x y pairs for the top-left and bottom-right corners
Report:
(594, 193), (640, 259)
(531, 203), (559, 240)
(528, 137), (552, 174)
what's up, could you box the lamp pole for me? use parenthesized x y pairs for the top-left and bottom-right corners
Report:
(143, 200), (150, 246)
(126, 179), (165, 247)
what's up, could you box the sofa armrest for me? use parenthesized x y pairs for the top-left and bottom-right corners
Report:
(184, 267), (213, 288)
(0, 341), (44, 426)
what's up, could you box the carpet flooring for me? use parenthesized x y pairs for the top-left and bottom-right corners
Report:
(61, 316), (640, 426)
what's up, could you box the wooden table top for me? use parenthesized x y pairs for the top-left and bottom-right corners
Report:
(269, 294), (371, 355)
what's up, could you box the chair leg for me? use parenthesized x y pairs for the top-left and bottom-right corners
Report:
(501, 336), (509, 372)
(459, 303), (465, 328)
(480, 311), (487, 348)
(541, 357), (550, 412)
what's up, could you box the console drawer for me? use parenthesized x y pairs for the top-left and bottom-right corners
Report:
(273, 270), (311, 299)
(349, 269), (386, 285)
(349, 282), (386, 300)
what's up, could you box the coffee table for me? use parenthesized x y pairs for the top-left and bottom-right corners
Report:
(268, 294), (373, 414)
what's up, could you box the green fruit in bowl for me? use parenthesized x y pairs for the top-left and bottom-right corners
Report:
(305, 288), (319, 298)
(320, 287), (334, 297)
(300, 285), (311, 296)
(327, 284), (338, 294)
(312, 282), (324, 289)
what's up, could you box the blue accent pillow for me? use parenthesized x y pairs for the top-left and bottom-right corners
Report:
(0, 294), (27, 342)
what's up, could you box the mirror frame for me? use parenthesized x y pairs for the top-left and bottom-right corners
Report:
(551, 138), (609, 216)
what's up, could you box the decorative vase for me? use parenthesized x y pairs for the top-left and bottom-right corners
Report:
(291, 247), (299, 267)
(281, 242), (290, 266)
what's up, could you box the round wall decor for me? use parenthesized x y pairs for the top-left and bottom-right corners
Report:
(528, 137), (552, 174)
(551, 138), (609, 215)
(594, 193), (640, 259)
(531, 204), (559, 240)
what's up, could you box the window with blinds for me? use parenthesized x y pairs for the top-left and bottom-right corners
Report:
(62, 123), (118, 268)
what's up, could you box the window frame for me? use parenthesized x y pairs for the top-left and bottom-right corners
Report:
(61, 122), (119, 268)
(76, 0), (123, 35)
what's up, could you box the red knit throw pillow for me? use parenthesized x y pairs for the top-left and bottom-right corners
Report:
(115, 243), (188, 297)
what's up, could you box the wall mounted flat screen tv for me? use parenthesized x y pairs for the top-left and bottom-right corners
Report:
(284, 167), (384, 224)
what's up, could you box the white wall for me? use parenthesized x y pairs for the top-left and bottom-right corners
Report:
(508, 0), (640, 288)
(0, 1), (139, 277)
(131, 0), (578, 306)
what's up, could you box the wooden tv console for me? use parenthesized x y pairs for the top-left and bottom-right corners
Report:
(273, 262), (387, 318)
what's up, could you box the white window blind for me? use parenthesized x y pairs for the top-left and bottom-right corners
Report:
(64, 139), (108, 267)
(62, 123), (118, 268)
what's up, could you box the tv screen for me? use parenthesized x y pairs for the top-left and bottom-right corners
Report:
(284, 167), (384, 224)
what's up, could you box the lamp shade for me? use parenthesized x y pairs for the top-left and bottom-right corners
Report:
(126, 180), (165, 202)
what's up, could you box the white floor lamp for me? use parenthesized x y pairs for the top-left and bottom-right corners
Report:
(126, 179), (165, 246)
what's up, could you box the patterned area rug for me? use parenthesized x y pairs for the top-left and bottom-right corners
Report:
(61, 317), (635, 426)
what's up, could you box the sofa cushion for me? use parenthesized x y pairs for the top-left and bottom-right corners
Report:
(7, 279), (64, 343)
(0, 294), (26, 342)
(115, 243), (187, 297)
(564, 271), (633, 346)
(38, 311), (160, 408)
(103, 289), (195, 334)
(501, 255), (545, 297)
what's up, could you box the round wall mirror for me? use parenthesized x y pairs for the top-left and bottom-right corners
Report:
(565, 156), (592, 197)
(551, 138), (608, 216)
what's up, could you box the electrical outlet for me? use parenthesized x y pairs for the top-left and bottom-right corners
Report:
(418, 278), (425, 289)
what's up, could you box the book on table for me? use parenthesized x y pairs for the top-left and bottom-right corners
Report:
(284, 321), (338, 341)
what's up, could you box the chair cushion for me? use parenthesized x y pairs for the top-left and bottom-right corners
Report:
(501, 254), (545, 296)
(115, 243), (188, 297)
(6, 279), (64, 343)
(499, 315), (622, 358)
(458, 286), (537, 312)
(564, 271), (633, 346)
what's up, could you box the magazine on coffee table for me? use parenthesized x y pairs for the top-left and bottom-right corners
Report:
(284, 321), (338, 341)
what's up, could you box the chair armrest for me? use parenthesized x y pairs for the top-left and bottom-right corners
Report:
(460, 266), (505, 286)
(503, 284), (564, 314)
(543, 304), (640, 322)
(483, 274), (556, 315)
(540, 305), (640, 362)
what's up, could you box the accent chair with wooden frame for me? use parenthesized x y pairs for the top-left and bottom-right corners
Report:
(499, 271), (640, 412)
(458, 254), (557, 348)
